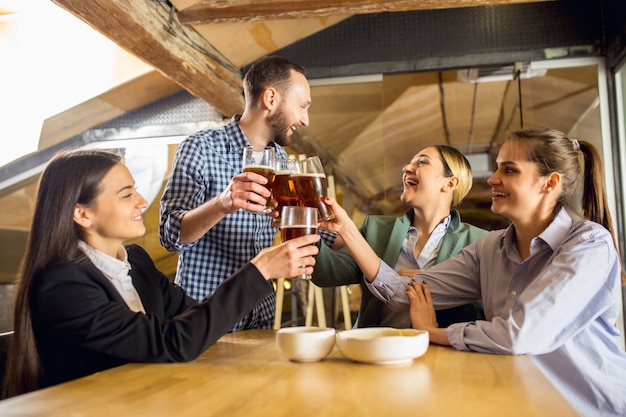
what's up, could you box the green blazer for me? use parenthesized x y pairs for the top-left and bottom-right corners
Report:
(312, 209), (489, 328)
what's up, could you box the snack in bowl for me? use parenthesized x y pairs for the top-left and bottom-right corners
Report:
(335, 327), (429, 365)
(276, 326), (336, 362)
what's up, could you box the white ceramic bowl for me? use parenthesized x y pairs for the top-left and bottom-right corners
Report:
(276, 326), (336, 362)
(335, 327), (429, 365)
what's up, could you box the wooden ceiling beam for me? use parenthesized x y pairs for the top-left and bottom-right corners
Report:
(176, 0), (550, 25)
(51, 0), (244, 116)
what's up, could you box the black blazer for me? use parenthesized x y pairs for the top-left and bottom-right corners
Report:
(31, 244), (272, 388)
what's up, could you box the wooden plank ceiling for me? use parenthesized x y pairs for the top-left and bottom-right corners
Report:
(46, 0), (573, 205)
(50, 0), (552, 110)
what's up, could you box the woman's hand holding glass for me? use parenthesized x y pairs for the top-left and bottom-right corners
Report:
(251, 233), (320, 280)
(279, 206), (319, 279)
(316, 197), (351, 234)
(317, 196), (386, 283)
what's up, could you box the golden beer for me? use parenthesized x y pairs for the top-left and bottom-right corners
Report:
(280, 225), (318, 242)
(291, 173), (335, 221)
(243, 164), (275, 212)
(279, 206), (318, 279)
(272, 171), (303, 215)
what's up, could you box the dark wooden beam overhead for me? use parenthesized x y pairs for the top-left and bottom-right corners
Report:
(176, 0), (551, 25)
(51, 0), (244, 116)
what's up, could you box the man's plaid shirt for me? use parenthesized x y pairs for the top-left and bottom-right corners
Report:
(160, 116), (335, 331)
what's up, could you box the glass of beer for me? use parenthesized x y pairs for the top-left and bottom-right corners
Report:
(242, 145), (276, 213)
(272, 158), (303, 225)
(280, 206), (318, 279)
(292, 156), (335, 221)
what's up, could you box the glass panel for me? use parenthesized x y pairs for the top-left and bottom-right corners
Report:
(305, 63), (605, 233)
(521, 65), (601, 146)
(306, 78), (384, 227)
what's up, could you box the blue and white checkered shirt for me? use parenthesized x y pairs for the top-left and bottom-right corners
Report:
(160, 115), (335, 332)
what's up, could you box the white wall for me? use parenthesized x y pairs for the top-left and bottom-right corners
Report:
(0, 0), (151, 167)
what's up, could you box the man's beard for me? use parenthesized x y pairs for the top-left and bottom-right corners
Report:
(268, 107), (291, 146)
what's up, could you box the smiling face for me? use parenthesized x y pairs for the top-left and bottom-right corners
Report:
(269, 70), (311, 146)
(487, 140), (554, 225)
(400, 147), (453, 209)
(77, 163), (148, 256)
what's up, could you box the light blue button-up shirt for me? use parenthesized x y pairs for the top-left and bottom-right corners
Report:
(396, 216), (450, 272)
(380, 216), (450, 327)
(367, 208), (626, 417)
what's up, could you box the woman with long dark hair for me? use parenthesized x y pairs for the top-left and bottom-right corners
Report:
(2, 149), (319, 398)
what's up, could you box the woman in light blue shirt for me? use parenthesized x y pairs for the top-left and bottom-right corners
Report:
(320, 128), (626, 417)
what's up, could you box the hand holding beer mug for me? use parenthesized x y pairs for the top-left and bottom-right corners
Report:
(280, 206), (318, 279)
(242, 145), (276, 213)
(292, 156), (335, 221)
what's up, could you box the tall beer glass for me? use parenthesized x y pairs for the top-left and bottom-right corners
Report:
(280, 206), (318, 279)
(272, 158), (303, 220)
(292, 156), (335, 221)
(242, 145), (276, 213)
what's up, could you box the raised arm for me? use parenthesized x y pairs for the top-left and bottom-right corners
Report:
(178, 171), (271, 244)
(318, 197), (381, 282)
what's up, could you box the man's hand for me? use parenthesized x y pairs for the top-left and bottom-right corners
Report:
(216, 171), (272, 214)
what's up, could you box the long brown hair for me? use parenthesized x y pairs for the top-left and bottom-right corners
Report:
(2, 149), (122, 398)
(507, 128), (626, 285)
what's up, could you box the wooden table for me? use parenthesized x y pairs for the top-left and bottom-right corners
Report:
(0, 329), (579, 417)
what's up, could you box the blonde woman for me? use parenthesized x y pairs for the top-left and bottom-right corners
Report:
(312, 145), (488, 328)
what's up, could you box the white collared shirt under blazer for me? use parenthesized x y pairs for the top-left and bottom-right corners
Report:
(78, 240), (146, 313)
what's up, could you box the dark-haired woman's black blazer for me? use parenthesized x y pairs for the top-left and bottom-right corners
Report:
(31, 244), (271, 388)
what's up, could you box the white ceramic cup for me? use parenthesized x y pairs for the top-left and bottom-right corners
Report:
(276, 326), (336, 362)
